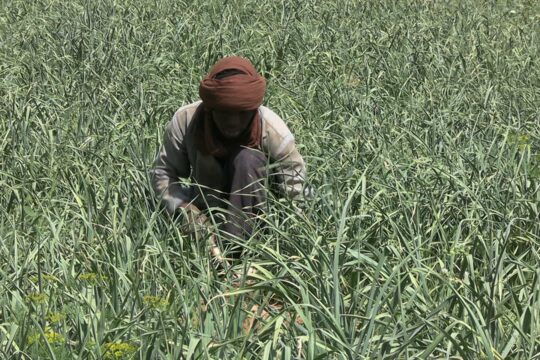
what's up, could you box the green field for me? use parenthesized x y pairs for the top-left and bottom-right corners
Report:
(1, 0), (539, 358)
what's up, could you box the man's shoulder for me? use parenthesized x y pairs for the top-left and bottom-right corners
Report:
(259, 105), (295, 156)
(173, 100), (202, 125)
(259, 105), (293, 138)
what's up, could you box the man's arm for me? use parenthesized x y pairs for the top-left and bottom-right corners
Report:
(273, 137), (307, 200)
(260, 106), (308, 200)
(151, 110), (226, 264)
(151, 110), (192, 214)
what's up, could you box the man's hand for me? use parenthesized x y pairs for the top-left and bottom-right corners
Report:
(178, 204), (226, 265)
(180, 203), (208, 231)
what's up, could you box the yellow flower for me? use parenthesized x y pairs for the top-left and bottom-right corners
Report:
(508, 132), (532, 151)
(46, 312), (66, 323)
(518, 134), (530, 144)
(42, 274), (58, 282)
(27, 328), (64, 346)
(79, 272), (108, 285)
(27, 333), (40, 345)
(103, 342), (137, 359)
(29, 274), (58, 283)
(44, 330), (64, 345)
(143, 295), (169, 310)
(26, 292), (48, 304)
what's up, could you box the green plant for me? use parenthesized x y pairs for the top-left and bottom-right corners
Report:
(1, 0), (539, 358)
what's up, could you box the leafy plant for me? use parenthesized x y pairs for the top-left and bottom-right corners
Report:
(1, 0), (539, 358)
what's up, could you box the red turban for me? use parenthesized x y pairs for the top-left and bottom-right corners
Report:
(199, 56), (266, 111)
(194, 56), (265, 157)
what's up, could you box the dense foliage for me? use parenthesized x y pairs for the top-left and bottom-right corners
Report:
(1, 0), (539, 358)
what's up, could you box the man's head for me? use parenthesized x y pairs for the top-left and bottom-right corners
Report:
(199, 56), (266, 139)
(210, 108), (255, 139)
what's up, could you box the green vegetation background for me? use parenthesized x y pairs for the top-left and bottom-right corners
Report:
(0, 0), (539, 358)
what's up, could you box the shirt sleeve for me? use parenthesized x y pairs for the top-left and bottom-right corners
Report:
(273, 136), (307, 200)
(150, 110), (192, 214)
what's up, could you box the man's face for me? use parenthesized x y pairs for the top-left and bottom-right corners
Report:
(212, 110), (255, 139)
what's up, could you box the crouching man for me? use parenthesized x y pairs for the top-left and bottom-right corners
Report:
(151, 56), (306, 259)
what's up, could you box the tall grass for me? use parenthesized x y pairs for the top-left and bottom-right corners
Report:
(1, 0), (539, 358)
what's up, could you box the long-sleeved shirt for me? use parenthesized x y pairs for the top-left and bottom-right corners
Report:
(151, 101), (306, 214)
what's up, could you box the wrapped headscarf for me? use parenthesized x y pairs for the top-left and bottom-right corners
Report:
(194, 56), (266, 157)
(199, 56), (266, 111)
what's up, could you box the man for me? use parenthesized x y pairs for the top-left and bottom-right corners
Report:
(151, 56), (306, 259)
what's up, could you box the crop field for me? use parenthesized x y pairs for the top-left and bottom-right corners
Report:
(1, 0), (539, 359)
